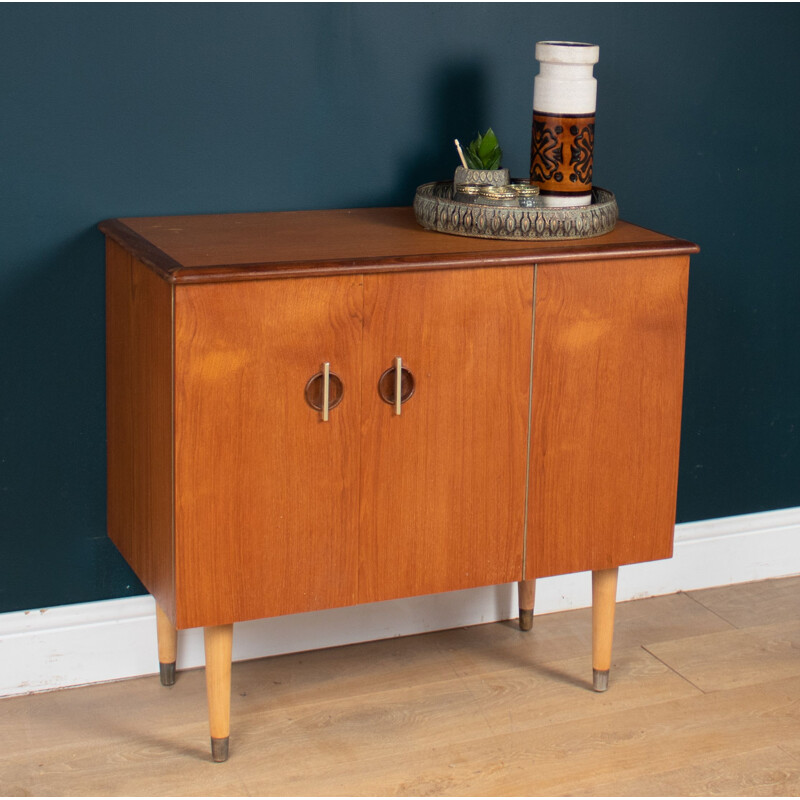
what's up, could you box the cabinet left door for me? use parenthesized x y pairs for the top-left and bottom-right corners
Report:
(173, 275), (364, 628)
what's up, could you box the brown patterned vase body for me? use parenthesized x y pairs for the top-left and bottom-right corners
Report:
(531, 112), (595, 200)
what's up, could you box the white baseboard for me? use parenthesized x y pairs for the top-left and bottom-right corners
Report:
(2, 506), (799, 698)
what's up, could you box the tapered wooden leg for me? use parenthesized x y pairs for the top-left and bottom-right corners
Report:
(155, 604), (177, 686)
(518, 579), (536, 631)
(204, 624), (233, 762)
(592, 567), (618, 692)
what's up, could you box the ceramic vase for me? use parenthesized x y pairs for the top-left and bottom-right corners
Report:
(530, 41), (599, 207)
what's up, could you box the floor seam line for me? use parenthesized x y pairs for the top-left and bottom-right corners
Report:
(776, 742), (800, 767)
(640, 643), (708, 694)
(682, 590), (742, 630)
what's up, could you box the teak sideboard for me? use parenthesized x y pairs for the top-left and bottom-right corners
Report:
(100, 207), (698, 762)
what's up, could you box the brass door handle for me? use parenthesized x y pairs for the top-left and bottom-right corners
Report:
(304, 363), (344, 421)
(378, 357), (415, 415)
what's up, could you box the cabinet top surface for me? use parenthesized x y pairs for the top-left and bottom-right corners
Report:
(100, 206), (698, 284)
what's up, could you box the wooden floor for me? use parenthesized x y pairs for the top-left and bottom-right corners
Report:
(2, 576), (800, 796)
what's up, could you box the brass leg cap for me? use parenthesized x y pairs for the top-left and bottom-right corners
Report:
(593, 668), (609, 692)
(159, 662), (176, 687)
(519, 608), (534, 632)
(211, 736), (230, 762)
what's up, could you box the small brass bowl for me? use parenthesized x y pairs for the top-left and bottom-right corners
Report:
(477, 185), (518, 207)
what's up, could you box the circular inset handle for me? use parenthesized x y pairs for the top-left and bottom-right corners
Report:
(378, 359), (415, 413)
(305, 367), (344, 419)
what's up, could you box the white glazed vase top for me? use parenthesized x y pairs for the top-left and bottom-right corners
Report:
(531, 41), (599, 207)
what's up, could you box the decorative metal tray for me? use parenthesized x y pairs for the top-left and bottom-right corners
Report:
(413, 182), (618, 241)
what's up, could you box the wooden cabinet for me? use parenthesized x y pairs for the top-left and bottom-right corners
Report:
(101, 208), (697, 761)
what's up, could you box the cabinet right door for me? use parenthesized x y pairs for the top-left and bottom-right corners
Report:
(359, 266), (534, 603)
(527, 255), (690, 579)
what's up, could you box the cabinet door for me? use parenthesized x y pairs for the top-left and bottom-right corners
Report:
(527, 256), (690, 578)
(359, 266), (533, 603)
(174, 275), (363, 628)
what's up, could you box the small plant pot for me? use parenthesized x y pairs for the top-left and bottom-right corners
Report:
(454, 166), (510, 188)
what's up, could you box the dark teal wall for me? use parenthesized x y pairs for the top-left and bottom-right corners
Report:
(1, 3), (799, 613)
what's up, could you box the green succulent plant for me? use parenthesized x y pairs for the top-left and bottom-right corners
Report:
(464, 128), (503, 170)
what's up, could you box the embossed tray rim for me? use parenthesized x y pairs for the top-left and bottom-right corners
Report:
(413, 182), (618, 241)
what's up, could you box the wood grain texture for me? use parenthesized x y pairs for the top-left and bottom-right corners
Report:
(98, 212), (698, 284)
(644, 618), (800, 693)
(527, 255), (690, 578)
(586, 745), (800, 797)
(173, 275), (363, 628)
(687, 575), (800, 629)
(358, 266), (533, 603)
(105, 240), (175, 618)
(3, 578), (798, 797)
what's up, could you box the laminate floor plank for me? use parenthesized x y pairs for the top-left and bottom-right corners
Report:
(2, 576), (799, 796)
(582, 744), (800, 797)
(780, 738), (800, 760)
(687, 575), (800, 629)
(644, 619), (800, 693)
(607, 589), (738, 646)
